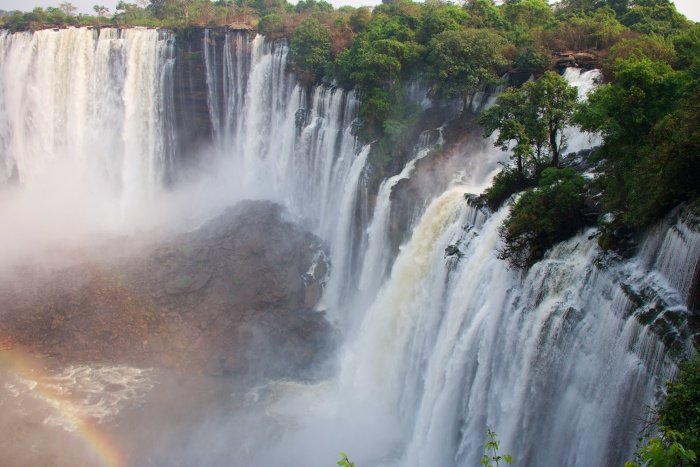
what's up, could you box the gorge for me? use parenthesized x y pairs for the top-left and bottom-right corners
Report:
(0, 26), (698, 466)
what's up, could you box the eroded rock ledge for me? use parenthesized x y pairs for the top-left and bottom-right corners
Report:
(0, 200), (334, 382)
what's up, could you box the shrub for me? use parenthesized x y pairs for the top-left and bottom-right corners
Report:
(498, 167), (589, 269)
(483, 166), (535, 211)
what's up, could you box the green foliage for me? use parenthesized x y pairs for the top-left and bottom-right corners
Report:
(348, 7), (372, 32)
(338, 452), (355, 467)
(626, 432), (697, 467)
(357, 87), (391, 139)
(659, 356), (700, 457)
(289, 17), (332, 85)
(623, 94), (700, 226)
(671, 23), (700, 70)
(366, 87), (422, 178)
(426, 28), (509, 107)
(602, 35), (676, 81)
(295, 0), (333, 13)
(483, 165), (535, 211)
(257, 13), (283, 37)
(574, 54), (696, 228)
(418, 3), (470, 43)
(498, 168), (589, 269)
(514, 46), (551, 74)
(479, 85), (547, 178)
(251, 0), (286, 17)
(620, 0), (689, 37)
(607, 0), (630, 17)
(480, 428), (514, 467)
(479, 71), (577, 177)
(464, 0), (507, 30)
(626, 356), (700, 467)
(545, 7), (626, 51)
(502, 0), (552, 30)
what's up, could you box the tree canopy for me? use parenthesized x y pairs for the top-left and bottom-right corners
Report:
(479, 71), (578, 177)
(426, 28), (509, 106)
(289, 17), (332, 86)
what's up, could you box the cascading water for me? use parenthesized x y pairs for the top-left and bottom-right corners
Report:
(201, 32), (368, 317)
(0, 27), (175, 196)
(562, 67), (603, 152)
(0, 28), (177, 266)
(0, 26), (698, 467)
(340, 192), (689, 467)
(213, 59), (696, 465)
(357, 129), (444, 303)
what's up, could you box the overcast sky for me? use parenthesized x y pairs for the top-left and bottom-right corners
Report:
(0, 0), (698, 22)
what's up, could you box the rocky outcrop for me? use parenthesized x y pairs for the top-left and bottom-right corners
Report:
(553, 51), (601, 70)
(0, 200), (333, 382)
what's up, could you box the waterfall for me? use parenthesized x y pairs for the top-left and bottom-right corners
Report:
(201, 33), (367, 316)
(357, 129), (443, 302)
(1, 26), (697, 467)
(563, 68), (603, 152)
(0, 28), (177, 266)
(0, 27), (175, 197)
(209, 51), (695, 466)
(248, 191), (691, 467)
(350, 192), (684, 466)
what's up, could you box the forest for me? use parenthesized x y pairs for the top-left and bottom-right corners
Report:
(1, 0), (699, 465)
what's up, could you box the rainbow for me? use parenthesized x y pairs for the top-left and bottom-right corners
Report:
(0, 347), (126, 467)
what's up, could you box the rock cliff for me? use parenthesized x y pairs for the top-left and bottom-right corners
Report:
(0, 200), (333, 382)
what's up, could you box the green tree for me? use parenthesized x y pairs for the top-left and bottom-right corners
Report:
(289, 17), (332, 85)
(498, 167), (589, 269)
(479, 71), (578, 173)
(659, 356), (700, 458)
(574, 55), (690, 225)
(502, 0), (552, 29)
(94, 5), (109, 16)
(295, 0), (333, 13)
(426, 28), (509, 111)
(558, 0), (607, 13)
(479, 85), (547, 178)
(624, 88), (700, 227)
(620, 0), (689, 36)
(418, 3), (470, 43)
(607, 0), (630, 16)
(514, 46), (551, 74)
(147, 0), (174, 19)
(671, 23), (700, 71)
(257, 13), (283, 37)
(530, 71), (579, 167)
(348, 7), (372, 32)
(115, 1), (151, 25)
(464, 0), (507, 29)
(59, 2), (78, 15)
(545, 6), (626, 51)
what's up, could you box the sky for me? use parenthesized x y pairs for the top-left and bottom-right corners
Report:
(0, 0), (698, 21)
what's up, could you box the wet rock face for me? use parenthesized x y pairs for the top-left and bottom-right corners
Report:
(0, 200), (333, 383)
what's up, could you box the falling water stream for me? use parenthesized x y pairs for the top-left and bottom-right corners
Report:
(0, 28), (697, 466)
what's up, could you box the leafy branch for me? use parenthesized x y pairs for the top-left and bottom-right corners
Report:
(480, 427), (514, 467)
(338, 452), (355, 467)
